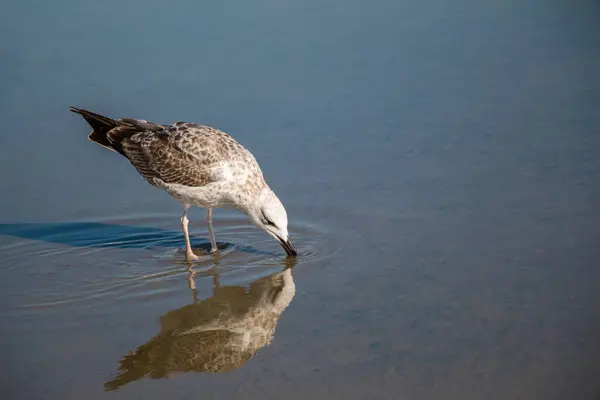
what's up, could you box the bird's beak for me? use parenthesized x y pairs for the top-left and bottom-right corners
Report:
(277, 237), (297, 257)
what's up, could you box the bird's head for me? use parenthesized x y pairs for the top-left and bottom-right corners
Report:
(247, 187), (297, 257)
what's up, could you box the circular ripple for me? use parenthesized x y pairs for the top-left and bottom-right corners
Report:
(0, 210), (338, 314)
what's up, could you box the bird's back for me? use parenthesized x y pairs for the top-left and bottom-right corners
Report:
(121, 121), (264, 189)
(71, 107), (264, 190)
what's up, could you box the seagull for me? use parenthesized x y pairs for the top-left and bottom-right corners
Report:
(70, 107), (297, 260)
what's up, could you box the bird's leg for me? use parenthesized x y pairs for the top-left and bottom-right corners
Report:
(181, 206), (199, 261)
(186, 267), (200, 303)
(206, 207), (218, 253)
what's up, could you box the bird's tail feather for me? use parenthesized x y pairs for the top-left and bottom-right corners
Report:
(69, 106), (119, 151)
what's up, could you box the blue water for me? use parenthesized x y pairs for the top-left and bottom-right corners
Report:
(1, 0), (600, 399)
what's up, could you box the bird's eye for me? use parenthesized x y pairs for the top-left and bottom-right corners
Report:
(262, 212), (275, 227)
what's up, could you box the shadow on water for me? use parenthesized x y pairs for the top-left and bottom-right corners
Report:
(104, 257), (297, 391)
(0, 222), (273, 255)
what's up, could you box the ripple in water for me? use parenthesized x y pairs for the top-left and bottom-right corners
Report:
(0, 211), (337, 314)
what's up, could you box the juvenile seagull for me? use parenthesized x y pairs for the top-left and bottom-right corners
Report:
(70, 107), (297, 260)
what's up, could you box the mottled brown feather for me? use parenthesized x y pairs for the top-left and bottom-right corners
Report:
(72, 107), (261, 189)
(120, 125), (231, 188)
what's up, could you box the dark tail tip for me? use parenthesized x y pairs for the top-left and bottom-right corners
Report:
(69, 106), (118, 129)
(69, 105), (83, 114)
(70, 106), (118, 151)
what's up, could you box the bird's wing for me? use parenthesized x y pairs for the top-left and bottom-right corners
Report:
(119, 123), (228, 187)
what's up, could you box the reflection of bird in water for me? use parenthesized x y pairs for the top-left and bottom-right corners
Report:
(104, 263), (296, 391)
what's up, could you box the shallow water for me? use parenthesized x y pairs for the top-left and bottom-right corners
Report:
(2, 0), (600, 399)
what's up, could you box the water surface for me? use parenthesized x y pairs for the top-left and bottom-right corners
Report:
(1, 0), (600, 399)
